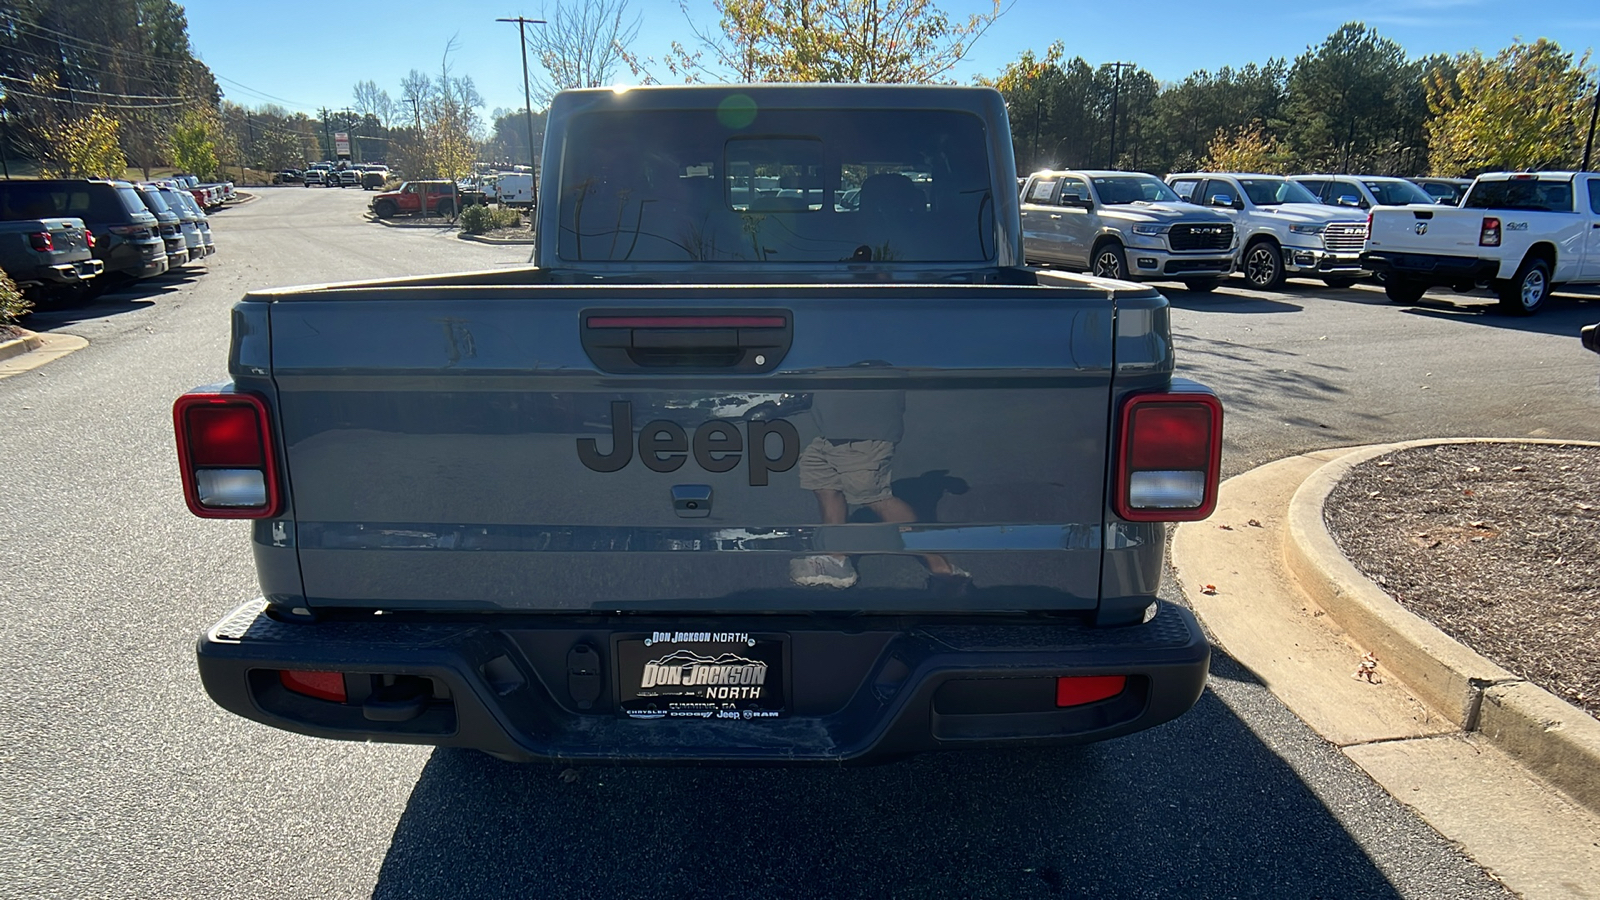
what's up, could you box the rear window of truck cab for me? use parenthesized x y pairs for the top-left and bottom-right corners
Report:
(555, 108), (993, 263)
(1465, 178), (1574, 213)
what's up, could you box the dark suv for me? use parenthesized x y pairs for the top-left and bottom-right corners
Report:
(0, 179), (168, 284)
(131, 183), (190, 270)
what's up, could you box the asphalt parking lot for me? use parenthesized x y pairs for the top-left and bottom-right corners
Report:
(4, 186), (1596, 898)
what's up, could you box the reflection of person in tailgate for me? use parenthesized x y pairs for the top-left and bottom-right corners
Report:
(789, 365), (970, 590)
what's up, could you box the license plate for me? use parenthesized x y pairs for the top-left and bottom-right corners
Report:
(615, 632), (786, 720)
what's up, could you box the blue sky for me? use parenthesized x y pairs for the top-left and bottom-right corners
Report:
(183, 0), (1600, 119)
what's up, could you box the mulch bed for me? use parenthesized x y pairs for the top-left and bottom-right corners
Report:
(1, 323), (26, 343)
(1325, 443), (1600, 719)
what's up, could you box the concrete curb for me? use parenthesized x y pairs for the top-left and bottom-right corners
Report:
(0, 329), (44, 363)
(1285, 437), (1600, 814)
(367, 214), (457, 230)
(457, 231), (535, 245)
(0, 330), (88, 378)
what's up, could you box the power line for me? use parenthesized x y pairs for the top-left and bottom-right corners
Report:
(13, 20), (195, 72)
(0, 73), (190, 102)
(212, 75), (312, 111)
(0, 86), (190, 110)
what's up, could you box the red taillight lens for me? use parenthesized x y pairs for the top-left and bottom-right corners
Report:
(1056, 675), (1127, 707)
(29, 231), (53, 252)
(185, 405), (265, 467)
(1479, 216), (1501, 247)
(84, 228), (95, 248)
(279, 670), (347, 702)
(1115, 392), (1223, 522)
(173, 393), (280, 518)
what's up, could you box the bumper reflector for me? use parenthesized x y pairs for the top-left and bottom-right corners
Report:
(1056, 675), (1127, 707)
(279, 670), (347, 703)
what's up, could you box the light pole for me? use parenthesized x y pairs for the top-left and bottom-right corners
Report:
(497, 16), (546, 211)
(1106, 62), (1135, 170)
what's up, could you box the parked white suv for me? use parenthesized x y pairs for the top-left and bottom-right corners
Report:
(1021, 170), (1237, 291)
(1288, 174), (1436, 211)
(1168, 173), (1369, 290)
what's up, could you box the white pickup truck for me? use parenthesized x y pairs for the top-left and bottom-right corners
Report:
(1363, 171), (1600, 315)
(1168, 172), (1369, 290)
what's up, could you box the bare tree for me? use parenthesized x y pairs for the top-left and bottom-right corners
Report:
(399, 69), (434, 128)
(352, 79), (396, 128)
(524, 0), (642, 103)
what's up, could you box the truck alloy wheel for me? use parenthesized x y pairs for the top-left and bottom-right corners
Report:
(1243, 241), (1285, 290)
(1092, 244), (1127, 280)
(1496, 258), (1549, 316)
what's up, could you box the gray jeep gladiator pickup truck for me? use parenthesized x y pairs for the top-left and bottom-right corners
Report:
(178, 85), (1219, 764)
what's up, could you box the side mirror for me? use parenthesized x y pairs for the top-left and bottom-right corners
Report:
(1336, 195), (1361, 208)
(1209, 194), (1234, 208)
(1064, 195), (1093, 211)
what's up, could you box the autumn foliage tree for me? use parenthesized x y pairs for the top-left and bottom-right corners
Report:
(39, 107), (129, 179)
(1201, 121), (1292, 174)
(1425, 39), (1594, 175)
(170, 109), (222, 179)
(664, 0), (1006, 83)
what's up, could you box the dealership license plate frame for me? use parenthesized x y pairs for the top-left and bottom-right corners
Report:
(614, 632), (789, 720)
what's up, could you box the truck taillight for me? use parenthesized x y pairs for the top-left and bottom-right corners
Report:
(29, 231), (53, 252)
(1479, 216), (1501, 247)
(84, 228), (95, 248)
(173, 393), (281, 518)
(1114, 392), (1223, 522)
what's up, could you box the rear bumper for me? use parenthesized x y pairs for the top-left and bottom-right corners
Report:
(1362, 251), (1499, 286)
(197, 600), (1210, 764)
(27, 258), (104, 286)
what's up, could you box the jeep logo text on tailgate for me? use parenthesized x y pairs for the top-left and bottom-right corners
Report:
(578, 401), (799, 486)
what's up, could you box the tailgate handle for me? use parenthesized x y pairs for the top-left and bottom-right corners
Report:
(1412, 210), (1434, 219)
(581, 311), (792, 374)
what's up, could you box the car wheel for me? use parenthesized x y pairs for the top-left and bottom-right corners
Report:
(437, 201), (457, 218)
(1183, 278), (1220, 293)
(304, 181), (311, 188)
(1091, 243), (1128, 280)
(1384, 278), (1427, 303)
(1321, 277), (1358, 289)
(373, 200), (397, 219)
(1495, 257), (1550, 316)
(1242, 239), (1285, 290)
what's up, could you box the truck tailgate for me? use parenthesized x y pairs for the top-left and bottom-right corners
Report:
(1367, 206), (1485, 255)
(266, 283), (1120, 614)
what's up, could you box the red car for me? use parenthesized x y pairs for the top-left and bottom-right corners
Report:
(369, 181), (459, 218)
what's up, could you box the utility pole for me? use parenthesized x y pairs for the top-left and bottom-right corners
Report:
(497, 16), (546, 212)
(1583, 80), (1600, 172)
(1106, 62), (1135, 170)
(1032, 96), (1041, 171)
(319, 107), (332, 161)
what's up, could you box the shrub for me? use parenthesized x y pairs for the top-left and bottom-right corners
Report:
(458, 203), (492, 234)
(458, 204), (526, 235)
(489, 206), (524, 229)
(1, 265), (32, 325)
